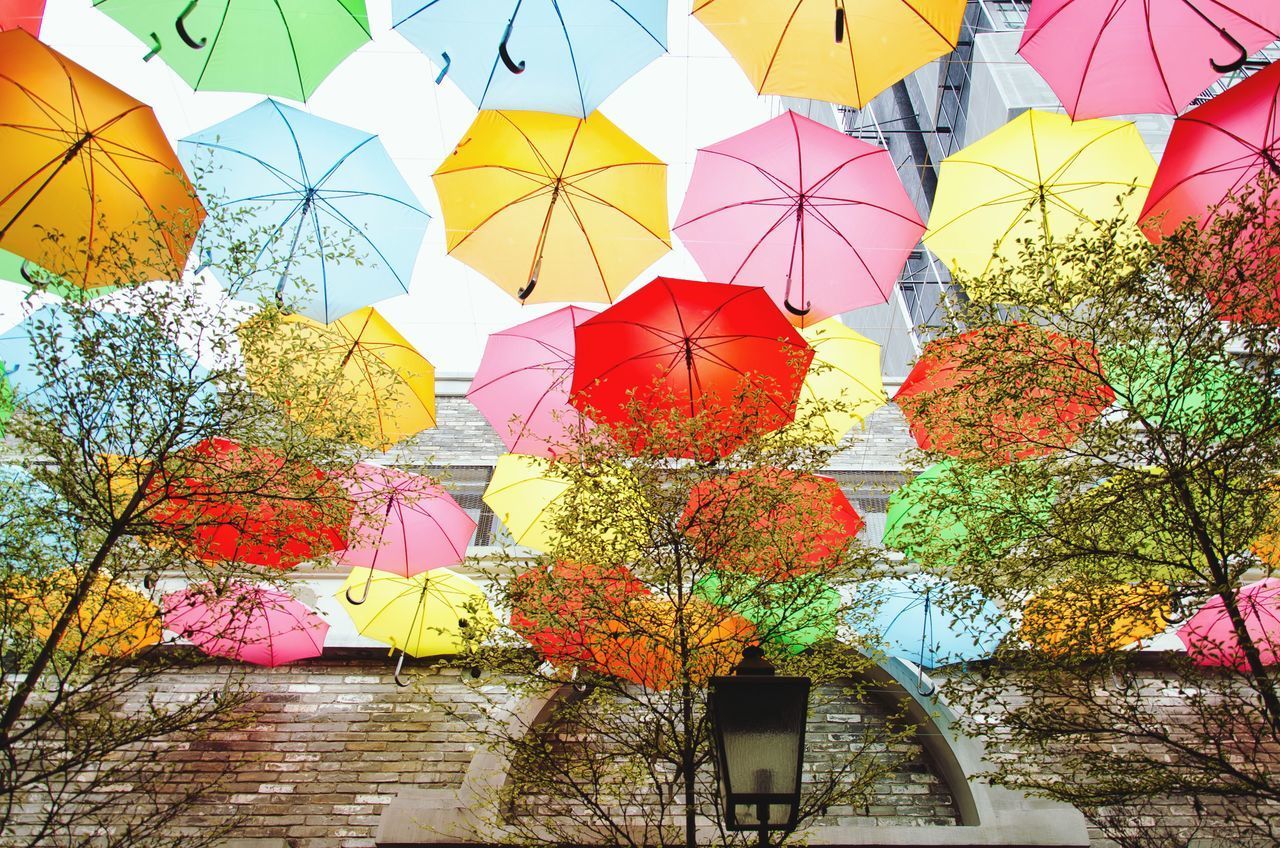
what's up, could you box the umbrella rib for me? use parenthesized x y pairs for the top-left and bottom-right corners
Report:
(470, 358), (572, 396)
(192, 1), (235, 92)
(184, 140), (311, 195)
(547, 1), (589, 117)
(271, 100), (315, 192)
(675, 195), (801, 229)
(758, 1), (805, 94)
(272, 0), (310, 101)
(498, 108), (562, 180)
(726, 201), (802, 283)
(700, 149), (799, 198)
(444, 182), (556, 252)
(561, 182), (671, 245)
(310, 199), (416, 291)
(806, 148), (889, 195)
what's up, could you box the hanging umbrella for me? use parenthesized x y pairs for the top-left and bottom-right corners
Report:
(433, 110), (670, 304)
(337, 566), (494, 684)
(693, 0), (966, 109)
(674, 110), (925, 326)
(337, 463), (477, 603)
(694, 571), (840, 655)
(481, 453), (571, 551)
(508, 561), (650, 665)
(20, 569), (162, 657)
(467, 305), (597, 457)
(1177, 578), (1280, 671)
(180, 99), (429, 324)
(788, 319), (886, 445)
(0, 249), (116, 301)
(893, 323), (1115, 463)
(1019, 0), (1280, 120)
(0, 0), (44, 35)
(1023, 580), (1170, 655)
(570, 277), (814, 458)
(682, 468), (863, 579)
(847, 575), (1009, 670)
(924, 110), (1155, 303)
(0, 30), (202, 289)
(392, 0), (667, 118)
(239, 307), (436, 450)
(163, 581), (329, 667)
(93, 0), (371, 102)
(149, 437), (351, 569)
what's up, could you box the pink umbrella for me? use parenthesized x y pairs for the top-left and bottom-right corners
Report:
(1177, 578), (1280, 671)
(1019, 0), (1280, 120)
(163, 582), (328, 667)
(338, 463), (477, 603)
(673, 110), (924, 328)
(467, 306), (597, 457)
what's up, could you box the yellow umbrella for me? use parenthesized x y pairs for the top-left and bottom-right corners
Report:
(1021, 580), (1170, 655)
(693, 0), (965, 109)
(924, 110), (1155, 303)
(240, 307), (435, 450)
(788, 319), (887, 444)
(19, 570), (161, 657)
(482, 454), (572, 552)
(433, 110), (670, 304)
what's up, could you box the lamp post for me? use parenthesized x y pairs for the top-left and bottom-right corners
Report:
(708, 645), (812, 848)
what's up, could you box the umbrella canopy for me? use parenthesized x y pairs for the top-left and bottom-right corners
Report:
(508, 561), (650, 665)
(392, 0), (667, 118)
(240, 307), (436, 450)
(0, 0), (44, 35)
(789, 319), (886, 445)
(149, 437), (351, 569)
(924, 110), (1155, 302)
(180, 99), (428, 324)
(893, 324), (1115, 463)
(433, 110), (670, 304)
(481, 453), (570, 551)
(674, 110), (924, 326)
(693, 0), (965, 109)
(467, 305), (597, 457)
(0, 30), (202, 289)
(1023, 580), (1170, 655)
(1019, 0), (1280, 120)
(848, 575), (1009, 669)
(570, 277), (814, 458)
(337, 566), (494, 659)
(93, 0), (371, 102)
(0, 249), (114, 301)
(694, 571), (840, 655)
(1177, 578), (1280, 671)
(683, 468), (863, 579)
(21, 570), (162, 657)
(163, 581), (328, 667)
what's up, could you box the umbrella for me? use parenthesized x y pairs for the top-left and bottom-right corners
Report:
(848, 575), (1009, 671)
(180, 99), (429, 324)
(1023, 580), (1170, 655)
(337, 463), (477, 602)
(693, 0), (966, 109)
(392, 0), (667, 118)
(0, 249), (115, 301)
(163, 581), (328, 667)
(467, 305), (597, 457)
(788, 319), (886, 445)
(923, 110), (1155, 303)
(0, 0), (44, 35)
(1177, 578), (1280, 671)
(93, 0), (371, 102)
(682, 468), (863, 579)
(1019, 0), (1280, 120)
(570, 277), (814, 458)
(239, 307), (436, 450)
(336, 566), (494, 684)
(674, 110), (925, 326)
(508, 561), (649, 665)
(0, 30), (202, 289)
(149, 437), (351, 569)
(433, 110), (670, 304)
(481, 453), (572, 551)
(694, 571), (840, 655)
(893, 323), (1115, 463)
(21, 570), (162, 657)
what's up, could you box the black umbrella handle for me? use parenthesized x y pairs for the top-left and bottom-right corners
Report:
(345, 569), (374, 606)
(499, 19), (526, 74)
(1210, 27), (1248, 74)
(176, 0), (207, 50)
(835, 3), (846, 44)
(18, 260), (37, 286)
(784, 297), (812, 317)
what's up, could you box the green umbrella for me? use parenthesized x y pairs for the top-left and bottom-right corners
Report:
(0, 250), (114, 302)
(93, 0), (370, 102)
(693, 571), (840, 655)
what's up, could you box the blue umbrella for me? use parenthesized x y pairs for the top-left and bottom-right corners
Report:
(180, 99), (429, 324)
(848, 575), (1009, 671)
(392, 0), (667, 118)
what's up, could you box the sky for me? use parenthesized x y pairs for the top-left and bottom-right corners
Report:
(3, 0), (809, 373)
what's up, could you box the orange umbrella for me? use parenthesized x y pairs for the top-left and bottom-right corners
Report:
(1021, 580), (1170, 655)
(20, 570), (162, 657)
(0, 30), (202, 288)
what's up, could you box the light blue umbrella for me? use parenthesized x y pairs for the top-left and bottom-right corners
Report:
(848, 575), (1009, 671)
(392, 0), (667, 118)
(180, 99), (429, 324)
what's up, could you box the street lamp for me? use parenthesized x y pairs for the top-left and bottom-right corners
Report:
(708, 645), (812, 847)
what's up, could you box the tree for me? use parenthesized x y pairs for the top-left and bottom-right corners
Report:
(891, 184), (1280, 845)
(442, 377), (921, 848)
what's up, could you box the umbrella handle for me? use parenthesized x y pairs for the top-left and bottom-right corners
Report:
(435, 52), (451, 84)
(18, 260), (37, 286)
(143, 32), (162, 61)
(175, 0), (207, 50)
(499, 20), (526, 74)
(517, 277), (537, 300)
(1210, 26), (1248, 74)
(835, 3), (846, 44)
(393, 650), (411, 688)
(784, 297), (812, 317)
(345, 569), (374, 606)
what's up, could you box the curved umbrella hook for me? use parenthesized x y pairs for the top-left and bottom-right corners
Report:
(1210, 26), (1248, 74)
(345, 568), (375, 606)
(835, 1), (846, 44)
(393, 649), (411, 687)
(18, 260), (38, 286)
(784, 297), (812, 317)
(499, 19), (526, 75)
(175, 0), (207, 50)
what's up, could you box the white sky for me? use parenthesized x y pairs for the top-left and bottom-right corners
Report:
(3, 0), (803, 373)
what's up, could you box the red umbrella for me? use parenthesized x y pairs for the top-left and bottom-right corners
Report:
(893, 324), (1114, 463)
(151, 437), (351, 569)
(682, 468), (863, 579)
(570, 277), (814, 457)
(0, 1), (45, 36)
(509, 561), (649, 665)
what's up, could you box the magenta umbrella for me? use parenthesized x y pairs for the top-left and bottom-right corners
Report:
(1177, 578), (1280, 671)
(1019, 0), (1280, 120)
(467, 306), (598, 457)
(673, 110), (924, 328)
(337, 463), (477, 603)
(163, 582), (328, 667)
